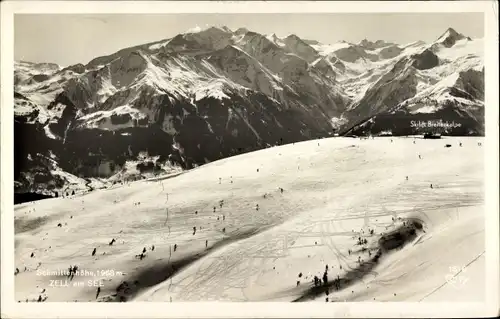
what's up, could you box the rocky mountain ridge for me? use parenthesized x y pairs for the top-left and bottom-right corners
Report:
(14, 26), (484, 196)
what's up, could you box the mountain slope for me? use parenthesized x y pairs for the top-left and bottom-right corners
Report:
(341, 29), (484, 136)
(14, 136), (485, 302)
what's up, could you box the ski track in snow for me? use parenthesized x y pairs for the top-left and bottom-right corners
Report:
(14, 137), (484, 303)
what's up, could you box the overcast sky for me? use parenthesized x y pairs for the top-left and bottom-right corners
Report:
(14, 13), (484, 67)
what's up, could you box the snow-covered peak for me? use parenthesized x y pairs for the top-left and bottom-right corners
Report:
(234, 27), (250, 35)
(265, 33), (285, 47)
(435, 27), (469, 48)
(185, 25), (232, 35)
(311, 41), (352, 57)
(401, 40), (427, 49)
(15, 60), (61, 75)
(266, 33), (279, 41)
(437, 28), (462, 42)
(358, 39), (392, 50)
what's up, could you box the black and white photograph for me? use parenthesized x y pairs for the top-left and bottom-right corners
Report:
(1, 1), (499, 318)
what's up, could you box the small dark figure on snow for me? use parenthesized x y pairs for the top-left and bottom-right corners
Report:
(143, 247), (147, 254)
(31, 252), (34, 258)
(257, 168), (259, 172)
(57, 223), (62, 227)
(206, 240), (208, 248)
(96, 287), (101, 299)
(418, 155), (422, 159)
(223, 215), (225, 221)
(15, 268), (19, 275)
(406, 176), (408, 181)
(314, 276), (320, 287)
(217, 216), (220, 221)
(38, 295), (42, 302)
(174, 244), (177, 252)
(193, 227), (196, 235)
(323, 272), (328, 286)
(459, 142), (462, 147)
(430, 184), (433, 189)
(151, 245), (155, 251)
(222, 228), (226, 233)
(219, 178), (221, 184)
(92, 248), (97, 256)
(195, 211), (198, 215)
(297, 280), (300, 286)
(213, 206), (216, 213)
(256, 204), (259, 211)
(109, 238), (116, 246)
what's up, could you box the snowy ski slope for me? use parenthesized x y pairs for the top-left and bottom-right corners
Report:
(14, 136), (484, 302)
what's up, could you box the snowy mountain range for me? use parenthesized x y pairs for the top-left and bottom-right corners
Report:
(14, 26), (484, 196)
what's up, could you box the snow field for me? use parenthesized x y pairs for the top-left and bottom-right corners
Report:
(14, 136), (484, 302)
